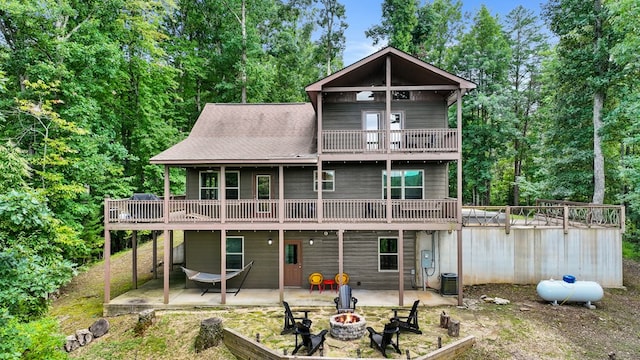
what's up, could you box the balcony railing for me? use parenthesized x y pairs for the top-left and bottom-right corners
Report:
(463, 205), (624, 230)
(106, 198), (458, 224)
(322, 128), (457, 153)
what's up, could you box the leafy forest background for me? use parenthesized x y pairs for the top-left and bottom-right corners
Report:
(0, 0), (639, 358)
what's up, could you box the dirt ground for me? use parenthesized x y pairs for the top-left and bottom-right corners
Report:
(459, 259), (640, 359)
(51, 239), (640, 359)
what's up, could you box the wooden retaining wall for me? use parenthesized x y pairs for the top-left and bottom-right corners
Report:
(223, 328), (475, 360)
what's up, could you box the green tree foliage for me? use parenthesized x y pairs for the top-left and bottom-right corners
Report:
(0, 309), (67, 360)
(315, 0), (348, 74)
(607, 0), (640, 242)
(411, 0), (462, 67)
(448, 6), (512, 205)
(0, 190), (77, 319)
(501, 6), (549, 205)
(366, 0), (419, 51)
(542, 0), (622, 203)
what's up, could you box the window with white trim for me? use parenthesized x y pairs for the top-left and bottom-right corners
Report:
(199, 171), (240, 199)
(313, 170), (335, 191)
(226, 236), (244, 270)
(378, 237), (399, 271)
(382, 170), (424, 199)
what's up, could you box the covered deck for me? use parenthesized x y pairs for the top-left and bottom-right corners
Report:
(103, 269), (457, 316)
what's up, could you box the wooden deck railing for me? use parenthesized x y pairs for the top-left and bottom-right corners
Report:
(322, 128), (457, 153)
(463, 205), (624, 231)
(105, 198), (458, 224)
(106, 199), (624, 230)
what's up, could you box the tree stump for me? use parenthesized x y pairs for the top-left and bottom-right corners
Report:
(89, 318), (110, 338)
(448, 319), (460, 337)
(134, 309), (156, 336)
(195, 317), (224, 353)
(76, 329), (94, 346)
(64, 335), (80, 352)
(439, 311), (450, 329)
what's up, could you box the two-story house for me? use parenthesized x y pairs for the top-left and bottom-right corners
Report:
(103, 46), (476, 307)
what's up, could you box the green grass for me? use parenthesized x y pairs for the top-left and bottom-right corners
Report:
(623, 240), (640, 260)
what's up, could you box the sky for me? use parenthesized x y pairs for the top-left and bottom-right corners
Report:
(340, 1), (546, 66)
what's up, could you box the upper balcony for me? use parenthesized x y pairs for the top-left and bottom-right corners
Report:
(105, 198), (458, 228)
(322, 128), (457, 154)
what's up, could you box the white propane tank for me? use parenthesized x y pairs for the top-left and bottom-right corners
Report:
(536, 275), (603, 309)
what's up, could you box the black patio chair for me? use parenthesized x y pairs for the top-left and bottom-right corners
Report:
(366, 320), (401, 358)
(334, 284), (358, 313)
(391, 299), (422, 334)
(281, 301), (311, 335)
(292, 320), (328, 356)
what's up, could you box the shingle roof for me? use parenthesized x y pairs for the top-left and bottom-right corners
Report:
(150, 103), (317, 165)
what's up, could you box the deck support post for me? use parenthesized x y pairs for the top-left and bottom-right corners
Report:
(163, 229), (170, 304)
(104, 229), (111, 304)
(132, 231), (138, 289)
(398, 229), (404, 307)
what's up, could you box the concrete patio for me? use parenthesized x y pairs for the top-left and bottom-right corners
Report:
(104, 270), (458, 316)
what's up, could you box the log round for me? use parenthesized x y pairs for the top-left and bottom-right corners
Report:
(195, 317), (224, 353)
(76, 329), (94, 346)
(64, 335), (80, 352)
(89, 318), (110, 338)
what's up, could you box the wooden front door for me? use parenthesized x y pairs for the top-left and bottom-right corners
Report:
(284, 240), (303, 287)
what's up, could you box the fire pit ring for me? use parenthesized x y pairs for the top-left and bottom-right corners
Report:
(329, 313), (366, 340)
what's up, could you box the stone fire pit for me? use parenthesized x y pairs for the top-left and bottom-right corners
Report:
(329, 313), (366, 340)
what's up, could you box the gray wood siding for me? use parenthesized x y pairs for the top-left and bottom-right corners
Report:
(185, 168), (281, 200)
(186, 164), (449, 200)
(184, 230), (279, 289)
(186, 230), (416, 290)
(322, 100), (447, 130)
(304, 231), (416, 290)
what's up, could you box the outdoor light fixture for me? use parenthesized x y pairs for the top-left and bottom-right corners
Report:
(267, 238), (273, 245)
(309, 239), (314, 245)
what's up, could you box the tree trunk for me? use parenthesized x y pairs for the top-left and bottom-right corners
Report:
(592, 91), (605, 204)
(134, 309), (156, 336)
(195, 317), (224, 353)
(89, 318), (110, 338)
(64, 335), (80, 352)
(75, 329), (94, 346)
(448, 319), (460, 337)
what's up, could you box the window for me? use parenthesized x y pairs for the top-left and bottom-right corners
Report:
(256, 174), (271, 213)
(356, 91), (374, 101)
(313, 170), (335, 191)
(226, 236), (244, 270)
(390, 112), (403, 149)
(364, 111), (382, 149)
(378, 237), (399, 271)
(392, 91), (410, 100)
(382, 170), (424, 199)
(199, 171), (240, 199)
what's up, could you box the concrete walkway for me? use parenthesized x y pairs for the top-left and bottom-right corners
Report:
(104, 271), (458, 316)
